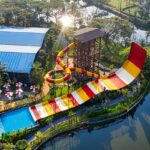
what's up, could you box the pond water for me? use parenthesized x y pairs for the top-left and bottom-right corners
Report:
(82, 5), (115, 22)
(131, 27), (150, 43)
(81, 3), (150, 43)
(40, 92), (150, 150)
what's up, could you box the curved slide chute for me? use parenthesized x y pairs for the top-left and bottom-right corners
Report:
(45, 42), (108, 84)
(29, 42), (146, 121)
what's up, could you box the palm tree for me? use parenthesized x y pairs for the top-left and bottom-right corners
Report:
(68, 110), (74, 127)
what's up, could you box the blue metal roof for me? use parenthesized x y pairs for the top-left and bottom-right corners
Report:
(0, 32), (46, 46)
(0, 52), (36, 73)
(0, 26), (49, 73)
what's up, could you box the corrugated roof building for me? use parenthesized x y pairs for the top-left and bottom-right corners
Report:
(0, 26), (49, 82)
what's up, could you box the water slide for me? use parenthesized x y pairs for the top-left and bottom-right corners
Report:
(29, 42), (146, 122)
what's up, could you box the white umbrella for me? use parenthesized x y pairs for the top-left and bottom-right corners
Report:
(5, 92), (13, 100)
(30, 85), (37, 93)
(3, 83), (10, 91)
(15, 89), (23, 98)
(16, 82), (23, 88)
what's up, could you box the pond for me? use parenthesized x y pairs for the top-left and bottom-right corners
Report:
(80, 2), (150, 43)
(40, 92), (150, 150)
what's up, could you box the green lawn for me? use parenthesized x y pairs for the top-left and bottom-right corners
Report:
(108, 0), (127, 10)
(108, 0), (139, 9)
(108, 0), (139, 15)
(41, 84), (76, 102)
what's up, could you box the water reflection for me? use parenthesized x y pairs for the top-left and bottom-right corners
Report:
(110, 118), (150, 150)
(142, 112), (150, 125)
(40, 93), (150, 150)
(81, 4), (150, 43)
(41, 135), (80, 150)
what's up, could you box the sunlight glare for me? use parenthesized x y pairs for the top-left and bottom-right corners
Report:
(60, 15), (73, 28)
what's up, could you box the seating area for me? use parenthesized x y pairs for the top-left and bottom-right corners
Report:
(0, 93), (42, 112)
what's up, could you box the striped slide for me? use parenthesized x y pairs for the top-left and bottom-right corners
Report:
(45, 42), (108, 84)
(29, 42), (146, 121)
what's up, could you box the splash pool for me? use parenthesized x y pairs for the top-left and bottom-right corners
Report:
(0, 107), (36, 135)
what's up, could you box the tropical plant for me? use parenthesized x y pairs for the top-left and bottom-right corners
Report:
(35, 131), (43, 143)
(15, 139), (28, 150)
(3, 142), (15, 150)
(68, 110), (74, 127)
(31, 61), (44, 86)
(1, 132), (11, 142)
(44, 0), (65, 25)
(46, 116), (54, 126)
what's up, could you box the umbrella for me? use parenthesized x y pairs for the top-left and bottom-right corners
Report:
(3, 83), (10, 91)
(30, 85), (37, 93)
(16, 82), (23, 88)
(5, 92), (13, 100)
(15, 89), (23, 98)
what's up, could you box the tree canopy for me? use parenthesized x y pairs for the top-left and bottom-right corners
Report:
(0, 0), (65, 27)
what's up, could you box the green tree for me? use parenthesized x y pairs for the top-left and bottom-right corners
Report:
(35, 131), (43, 143)
(121, 88), (129, 96)
(3, 143), (15, 150)
(46, 116), (54, 126)
(68, 110), (74, 127)
(1, 132), (11, 142)
(90, 17), (133, 48)
(0, 0), (47, 26)
(67, 0), (82, 28)
(31, 62), (44, 86)
(16, 139), (28, 150)
(36, 49), (47, 68)
(45, 0), (65, 25)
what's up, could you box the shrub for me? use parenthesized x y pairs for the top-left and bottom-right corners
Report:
(16, 139), (28, 150)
